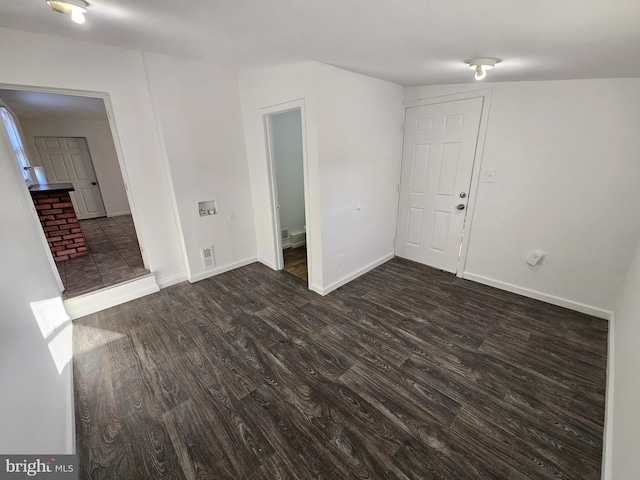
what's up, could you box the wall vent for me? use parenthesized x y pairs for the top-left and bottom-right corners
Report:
(201, 245), (215, 269)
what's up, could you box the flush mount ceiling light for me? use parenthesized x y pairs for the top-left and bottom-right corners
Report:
(465, 58), (501, 80)
(47, 0), (89, 24)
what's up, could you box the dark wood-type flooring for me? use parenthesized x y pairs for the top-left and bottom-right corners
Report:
(73, 258), (607, 479)
(283, 245), (308, 282)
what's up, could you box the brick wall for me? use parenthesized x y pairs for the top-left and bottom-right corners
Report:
(31, 190), (88, 262)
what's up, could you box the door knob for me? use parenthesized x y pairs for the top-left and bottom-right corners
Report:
(456, 204), (465, 210)
(460, 192), (467, 198)
(91, 182), (97, 185)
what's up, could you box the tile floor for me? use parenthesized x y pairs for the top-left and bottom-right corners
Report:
(57, 215), (149, 299)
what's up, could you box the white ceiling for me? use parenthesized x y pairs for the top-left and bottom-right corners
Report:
(0, 0), (639, 86)
(0, 89), (108, 120)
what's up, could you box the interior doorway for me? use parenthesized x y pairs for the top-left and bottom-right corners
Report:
(265, 104), (310, 284)
(0, 87), (150, 298)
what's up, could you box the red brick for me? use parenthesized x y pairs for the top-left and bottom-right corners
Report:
(39, 198), (58, 204)
(35, 204), (50, 210)
(50, 246), (67, 252)
(70, 228), (82, 233)
(56, 213), (77, 219)
(45, 219), (68, 226)
(66, 222), (80, 229)
(47, 236), (63, 243)
(76, 246), (87, 252)
(73, 237), (86, 244)
(54, 255), (69, 262)
(41, 208), (63, 215)
(57, 249), (77, 256)
(63, 233), (83, 240)
(53, 240), (73, 247)
(62, 207), (76, 214)
(38, 215), (56, 222)
(52, 202), (74, 208)
(43, 226), (59, 232)
(69, 252), (88, 258)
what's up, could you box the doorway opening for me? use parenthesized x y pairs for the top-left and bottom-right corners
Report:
(264, 103), (311, 284)
(0, 87), (150, 298)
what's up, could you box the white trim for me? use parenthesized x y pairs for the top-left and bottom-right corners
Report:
(157, 271), (188, 288)
(258, 257), (278, 270)
(188, 257), (257, 283)
(261, 99), (313, 288)
(462, 272), (613, 320)
(601, 312), (615, 480)
(65, 358), (75, 453)
(106, 210), (132, 217)
(313, 253), (394, 296)
(401, 89), (493, 279)
(64, 274), (159, 319)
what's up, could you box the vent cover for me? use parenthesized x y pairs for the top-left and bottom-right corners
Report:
(201, 245), (215, 269)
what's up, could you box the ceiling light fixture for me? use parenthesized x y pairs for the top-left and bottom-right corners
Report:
(47, 0), (89, 24)
(465, 58), (501, 81)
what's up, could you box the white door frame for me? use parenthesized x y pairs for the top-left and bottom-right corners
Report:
(262, 99), (313, 286)
(0, 83), (151, 286)
(403, 89), (492, 278)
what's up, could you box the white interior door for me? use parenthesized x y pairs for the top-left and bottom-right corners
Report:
(35, 137), (106, 220)
(395, 97), (483, 273)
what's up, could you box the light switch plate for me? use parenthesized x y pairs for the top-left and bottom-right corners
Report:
(484, 169), (496, 183)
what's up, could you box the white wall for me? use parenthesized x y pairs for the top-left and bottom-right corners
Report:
(313, 64), (404, 292)
(0, 122), (72, 453)
(272, 109), (305, 235)
(239, 62), (404, 293)
(143, 52), (257, 281)
(406, 79), (640, 315)
(0, 27), (187, 286)
(611, 238), (640, 479)
(21, 116), (130, 216)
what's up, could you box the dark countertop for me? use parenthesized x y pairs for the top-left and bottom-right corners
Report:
(29, 183), (75, 193)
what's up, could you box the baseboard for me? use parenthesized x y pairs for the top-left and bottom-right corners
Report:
(64, 274), (160, 319)
(258, 257), (278, 270)
(189, 257), (257, 283)
(65, 360), (75, 454)
(290, 240), (306, 249)
(157, 271), (188, 288)
(462, 272), (613, 320)
(106, 211), (132, 217)
(601, 312), (615, 480)
(315, 252), (394, 296)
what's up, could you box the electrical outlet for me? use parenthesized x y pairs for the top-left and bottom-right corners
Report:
(526, 251), (544, 266)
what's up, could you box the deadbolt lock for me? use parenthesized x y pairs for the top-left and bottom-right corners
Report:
(460, 192), (467, 198)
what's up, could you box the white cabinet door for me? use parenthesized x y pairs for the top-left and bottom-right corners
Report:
(396, 97), (483, 273)
(36, 137), (106, 220)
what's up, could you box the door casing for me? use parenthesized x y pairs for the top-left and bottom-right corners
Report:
(400, 89), (493, 278)
(262, 99), (313, 286)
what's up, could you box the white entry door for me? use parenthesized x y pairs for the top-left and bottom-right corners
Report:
(35, 137), (106, 220)
(395, 97), (483, 273)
